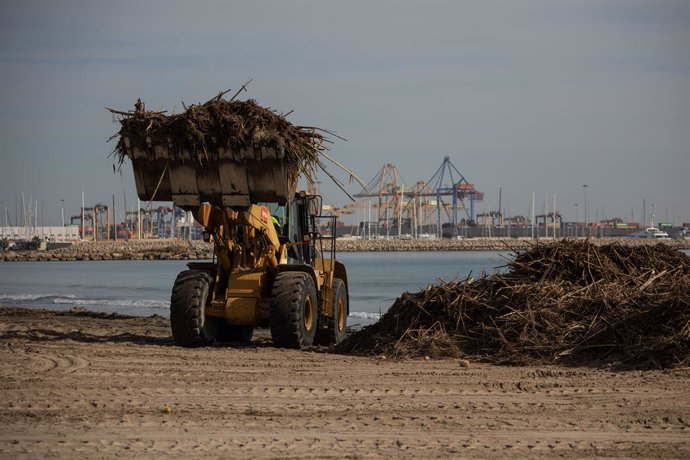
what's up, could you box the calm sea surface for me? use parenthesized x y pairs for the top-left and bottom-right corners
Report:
(0, 252), (511, 327)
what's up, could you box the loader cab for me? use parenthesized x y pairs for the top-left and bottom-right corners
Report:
(263, 192), (322, 266)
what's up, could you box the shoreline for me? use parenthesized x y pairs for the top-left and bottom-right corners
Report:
(2, 237), (689, 262)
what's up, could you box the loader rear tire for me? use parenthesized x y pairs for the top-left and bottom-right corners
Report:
(170, 270), (218, 347)
(270, 272), (318, 348)
(315, 278), (348, 346)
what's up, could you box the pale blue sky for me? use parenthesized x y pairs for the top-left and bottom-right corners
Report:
(1, 0), (689, 225)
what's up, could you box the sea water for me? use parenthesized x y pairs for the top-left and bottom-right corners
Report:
(3, 249), (687, 327)
(0, 251), (542, 326)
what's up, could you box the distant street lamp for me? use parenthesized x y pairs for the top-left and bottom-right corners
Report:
(574, 203), (578, 237)
(582, 185), (588, 237)
(60, 199), (65, 241)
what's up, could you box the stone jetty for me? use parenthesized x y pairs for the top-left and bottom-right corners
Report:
(0, 240), (213, 262)
(336, 238), (520, 252)
(1, 237), (688, 262)
(336, 237), (690, 252)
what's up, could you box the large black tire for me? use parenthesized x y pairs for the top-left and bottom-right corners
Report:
(270, 272), (318, 348)
(170, 270), (218, 347)
(217, 323), (254, 343)
(315, 278), (348, 345)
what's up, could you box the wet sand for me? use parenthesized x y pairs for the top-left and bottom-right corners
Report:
(1, 307), (689, 458)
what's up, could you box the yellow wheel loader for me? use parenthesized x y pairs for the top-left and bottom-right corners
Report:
(169, 193), (348, 348)
(125, 138), (348, 348)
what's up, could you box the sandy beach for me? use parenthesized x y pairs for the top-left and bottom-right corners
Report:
(1, 307), (688, 458)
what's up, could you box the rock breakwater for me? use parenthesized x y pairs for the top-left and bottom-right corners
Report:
(1, 240), (213, 262)
(335, 237), (690, 252)
(336, 238), (519, 252)
(1, 237), (688, 262)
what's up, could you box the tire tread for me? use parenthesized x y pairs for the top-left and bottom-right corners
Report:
(170, 270), (216, 347)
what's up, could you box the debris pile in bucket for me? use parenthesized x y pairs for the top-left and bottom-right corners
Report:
(108, 89), (332, 185)
(336, 240), (690, 369)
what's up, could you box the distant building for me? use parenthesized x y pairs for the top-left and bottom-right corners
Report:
(0, 226), (81, 242)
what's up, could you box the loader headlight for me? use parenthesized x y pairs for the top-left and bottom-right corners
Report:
(202, 231), (211, 242)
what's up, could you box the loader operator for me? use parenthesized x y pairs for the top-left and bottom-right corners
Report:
(271, 215), (282, 234)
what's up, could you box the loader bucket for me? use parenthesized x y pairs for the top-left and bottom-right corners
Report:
(127, 141), (295, 207)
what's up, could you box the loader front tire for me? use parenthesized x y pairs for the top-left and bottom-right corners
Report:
(170, 270), (218, 347)
(315, 278), (348, 345)
(270, 272), (318, 348)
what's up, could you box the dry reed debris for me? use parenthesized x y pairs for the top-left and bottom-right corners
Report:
(337, 240), (690, 369)
(108, 88), (335, 186)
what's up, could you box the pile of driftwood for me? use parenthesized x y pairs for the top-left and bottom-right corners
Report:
(108, 86), (334, 186)
(337, 240), (690, 369)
